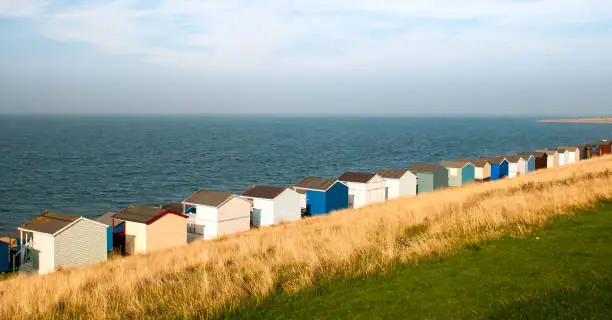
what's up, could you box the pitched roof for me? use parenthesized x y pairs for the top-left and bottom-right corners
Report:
(537, 149), (558, 155)
(376, 169), (409, 179)
(517, 152), (535, 159)
(293, 177), (338, 191)
(505, 155), (521, 162)
(95, 212), (117, 226)
(242, 185), (287, 200)
(161, 202), (183, 213)
(479, 157), (505, 165)
(114, 205), (184, 224)
(338, 172), (376, 183)
(408, 163), (440, 173)
(19, 211), (81, 235)
(556, 146), (576, 152)
(183, 190), (235, 207)
(459, 159), (488, 167)
(439, 161), (468, 169)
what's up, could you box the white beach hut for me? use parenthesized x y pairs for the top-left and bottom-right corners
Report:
(338, 172), (386, 208)
(557, 147), (569, 166)
(242, 186), (301, 227)
(376, 169), (417, 199)
(505, 156), (521, 178)
(17, 211), (108, 275)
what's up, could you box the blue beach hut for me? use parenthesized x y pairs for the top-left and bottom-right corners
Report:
(480, 157), (508, 180)
(518, 153), (536, 172)
(292, 177), (349, 215)
(96, 212), (128, 252)
(0, 239), (10, 272)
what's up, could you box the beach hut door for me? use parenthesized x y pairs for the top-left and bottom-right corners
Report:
(251, 208), (262, 227)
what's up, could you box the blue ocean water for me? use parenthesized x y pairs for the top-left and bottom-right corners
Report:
(0, 115), (610, 234)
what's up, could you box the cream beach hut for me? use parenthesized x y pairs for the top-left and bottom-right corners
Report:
(113, 205), (188, 255)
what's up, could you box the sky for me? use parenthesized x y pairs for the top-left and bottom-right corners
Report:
(0, 0), (611, 115)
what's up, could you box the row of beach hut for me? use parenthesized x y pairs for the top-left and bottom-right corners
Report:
(2, 140), (610, 275)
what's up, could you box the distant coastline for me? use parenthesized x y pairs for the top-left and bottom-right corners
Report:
(539, 118), (612, 124)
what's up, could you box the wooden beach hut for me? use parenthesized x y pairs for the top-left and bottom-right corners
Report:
(408, 164), (449, 194)
(439, 161), (475, 187)
(459, 159), (491, 183)
(532, 152), (549, 170)
(537, 149), (559, 168)
(242, 186), (301, 227)
(95, 212), (123, 252)
(558, 146), (580, 164)
(113, 205), (188, 255)
(376, 169), (417, 199)
(292, 177), (348, 215)
(0, 238), (10, 272)
(595, 141), (612, 156)
(479, 157), (509, 180)
(338, 172), (386, 208)
(505, 155), (522, 178)
(557, 147), (569, 166)
(580, 144), (594, 159)
(517, 153), (536, 172)
(17, 212), (108, 275)
(182, 190), (251, 240)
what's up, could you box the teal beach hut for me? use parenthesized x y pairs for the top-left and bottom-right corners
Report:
(439, 161), (475, 187)
(408, 163), (449, 194)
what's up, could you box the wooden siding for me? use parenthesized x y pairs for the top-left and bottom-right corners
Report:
(146, 214), (187, 253)
(272, 189), (301, 225)
(125, 221), (148, 254)
(416, 172), (434, 193)
(217, 196), (251, 236)
(54, 219), (107, 271)
(31, 232), (55, 275)
(446, 167), (462, 187)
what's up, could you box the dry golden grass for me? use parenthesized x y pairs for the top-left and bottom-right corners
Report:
(1, 156), (612, 319)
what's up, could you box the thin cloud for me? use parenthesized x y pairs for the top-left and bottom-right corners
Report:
(2, 0), (612, 74)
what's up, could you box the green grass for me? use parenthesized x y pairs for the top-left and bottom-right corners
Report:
(219, 201), (612, 320)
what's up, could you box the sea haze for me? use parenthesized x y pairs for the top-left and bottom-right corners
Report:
(0, 115), (610, 234)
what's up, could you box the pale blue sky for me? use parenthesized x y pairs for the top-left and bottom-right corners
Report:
(1, 0), (611, 115)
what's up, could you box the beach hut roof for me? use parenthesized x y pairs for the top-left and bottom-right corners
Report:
(242, 185), (287, 200)
(537, 149), (558, 155)
(293, 177), (338, 191)
(459, 159), (488, 167)
(505, 155), (521, 162)
(339, 172), (377, 183)
(183, 190), (235, 207)
(517, 152), (535, 159)
(160, 202), (183, 213)
(408, 163), (440, 173)
(19, 211), (81, 235)
(478, 157), (501, 165)
(376, 169), (409, 179)
(114, 205), (185, 225)
(95, 212), (117, 226)
(439, 161), (469, 169)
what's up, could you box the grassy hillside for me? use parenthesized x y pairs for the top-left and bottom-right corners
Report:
(0, 156), (611, 319)
(223, 201), (612, 319)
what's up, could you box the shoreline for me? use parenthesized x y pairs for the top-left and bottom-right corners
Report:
(539, 118), (612, 124)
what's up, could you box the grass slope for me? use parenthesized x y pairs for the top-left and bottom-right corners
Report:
(223, 201), (612, 320)
(1, 157), (611, 319)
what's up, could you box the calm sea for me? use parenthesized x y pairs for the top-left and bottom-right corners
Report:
(0, 115), (610, 234)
